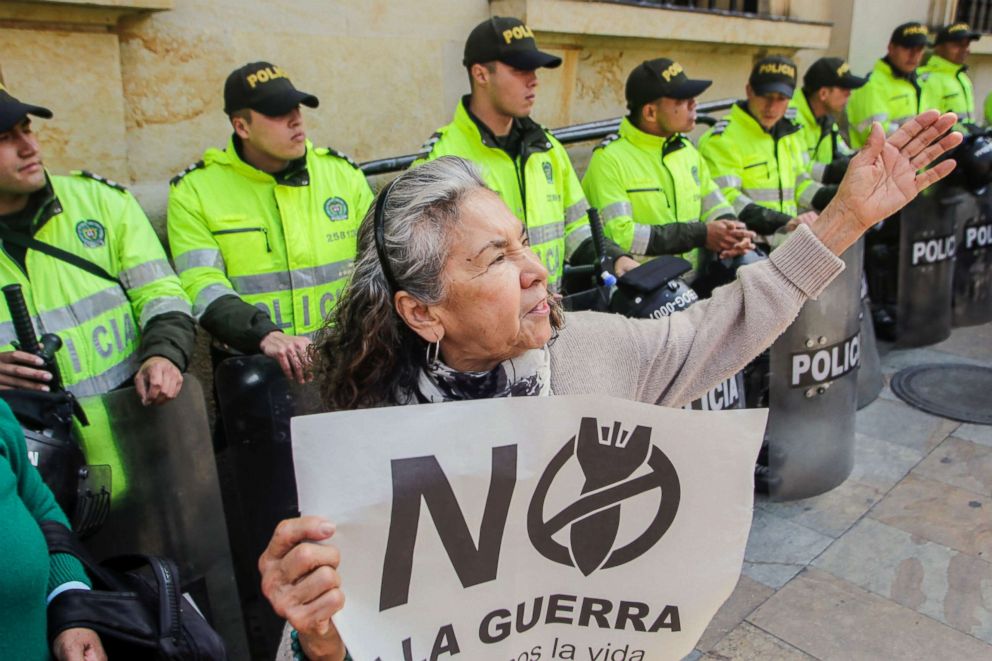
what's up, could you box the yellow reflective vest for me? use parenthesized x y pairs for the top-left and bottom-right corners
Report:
(414, 99), (590, 291)
(582, 118), (733, 269)
(0, 172), (192, 398)
(846, 59), (939, 148)
(698, 102), (822, 218)
(788, 91), (852, 182)
(167, 140), (374, 338)
(920, 54), (975, 125)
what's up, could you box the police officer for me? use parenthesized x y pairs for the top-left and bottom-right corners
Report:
(414, 16), (638, 290)
(167, 62), (374, 383)
(698, 56), (833, 240)
(0, 86), (195, 405)
(922, 22), (981, 128)
(790, 57), (866, 184)
(846, 22), (938, 148)
(582, 58), (755, 270)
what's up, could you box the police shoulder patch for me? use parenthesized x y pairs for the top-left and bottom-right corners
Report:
(785, 107), (798, 120)
(169, 160), (205, 187)
(324, 147), (360, 170)
(711, 119), (730, 136)
(75, 170), (127, 192)
(594, 133), (620, 151)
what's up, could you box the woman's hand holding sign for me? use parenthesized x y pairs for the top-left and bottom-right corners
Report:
(259, 516), (346, 661)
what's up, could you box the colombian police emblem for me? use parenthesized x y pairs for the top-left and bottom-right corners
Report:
(75, 220), (106, 248)
(542, 161), (553, 185)
(324, 197), (349, 221)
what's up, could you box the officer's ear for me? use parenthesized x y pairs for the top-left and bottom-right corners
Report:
(816, 87), (830, 104)
(229, 110), (253, 140)
(469, 62), (493, 89)
(640, 102), (656, 127)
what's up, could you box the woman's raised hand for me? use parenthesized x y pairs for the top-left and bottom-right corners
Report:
(813, 110), (962, 255)
(838, 110), (962, 230)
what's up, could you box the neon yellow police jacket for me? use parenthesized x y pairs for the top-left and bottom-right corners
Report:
(582, 118), (734, 270)
(698, 102), (823, 220)
(846, 58), (939, 148)
(0, 172), (192, 398)
(920, 54), (975, 124)
(167, 139), (374, 339)
(414, 98), (591, 291)
(788, 91), (853, 182)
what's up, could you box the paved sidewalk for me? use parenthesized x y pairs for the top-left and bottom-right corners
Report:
(688, 322), (992, 660)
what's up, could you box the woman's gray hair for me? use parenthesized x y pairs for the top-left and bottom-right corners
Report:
(313, 156), (492, 410)
(361, 156), (487, 304)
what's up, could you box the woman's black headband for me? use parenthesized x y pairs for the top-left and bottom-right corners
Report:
(373, 177), (402, 293)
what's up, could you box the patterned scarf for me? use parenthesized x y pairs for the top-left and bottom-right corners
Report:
(411, 347), (552, 403)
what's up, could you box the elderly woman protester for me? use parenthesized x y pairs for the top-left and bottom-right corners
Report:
(260, 110), (961, 661)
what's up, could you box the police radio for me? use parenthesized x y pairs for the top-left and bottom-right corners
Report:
(1, 284), (109, 537)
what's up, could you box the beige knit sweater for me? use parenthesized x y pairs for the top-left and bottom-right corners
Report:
(273, 222), (844, 659)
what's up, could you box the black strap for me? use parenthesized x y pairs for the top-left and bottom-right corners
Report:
(0, 226), (119, 284)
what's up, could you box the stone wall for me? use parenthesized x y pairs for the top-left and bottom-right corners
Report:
(4, 0), (990, 228)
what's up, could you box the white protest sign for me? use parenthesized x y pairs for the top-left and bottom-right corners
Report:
(292, 395), (766, 661)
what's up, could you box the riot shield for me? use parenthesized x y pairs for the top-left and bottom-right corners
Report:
(214, 355), (323, 660)
(952, 186), (992, 327)
(75, 376), (247, 659)
(766, 240), (863, 501)
(856, 270), (883, 409)
(895, 186), (959, 347)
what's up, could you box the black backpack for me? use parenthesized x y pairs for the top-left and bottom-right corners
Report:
(42, 521), (228, 660)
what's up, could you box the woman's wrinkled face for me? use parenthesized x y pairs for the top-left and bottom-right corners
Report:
(433, 188), (552, 371)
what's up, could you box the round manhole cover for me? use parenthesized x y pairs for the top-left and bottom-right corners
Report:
(890, 364), (992, 425)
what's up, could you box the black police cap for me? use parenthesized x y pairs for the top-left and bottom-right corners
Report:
(935, 22), (982, 45)
(890, 22), (930, 48)
(803, 57), (867, 92)
(223, 61), (319, 117)
(0, 84), (52, 133)
(625, 58), (712, 111)
(463, 17), (561, 71)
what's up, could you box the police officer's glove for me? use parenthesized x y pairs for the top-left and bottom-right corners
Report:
(822, 155), (851, 185)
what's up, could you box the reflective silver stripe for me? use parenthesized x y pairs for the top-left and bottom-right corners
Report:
(714, 175), (742, 188)
(119, 259), (175, 290)
(745, 188), (786, 203)
(39, 287), (129, 334)
(798, 182), (822, 210)
(802, 152), (811, 167)
(564, 199), (590, 224)
(700, 190), (728, 216)
(139, 296), (192, 328)
(631, 224), (651, 256)
(0, 316), (43, 347)
(193, 283), (237, 318)
(856, 113), (887, 132)
(600, 201), (632, 222)
(289, 260), (353, 290)
(67, 353), (140, 398)
(528, 222), (565, 246)
(732, 194), (756, 214)
(564, 224), (591, 258)
(230, 261), (353, 296)
(811, 161), (827, 183)
(175, 249), (225, 273)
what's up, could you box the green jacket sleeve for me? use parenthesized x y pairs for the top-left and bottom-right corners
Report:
(699, 132), (751, 216)
(582, 148), (637, 252)
(0, 401), (90, 595)
(167, 185), (249, 327)
(113, 190), (196, 369)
